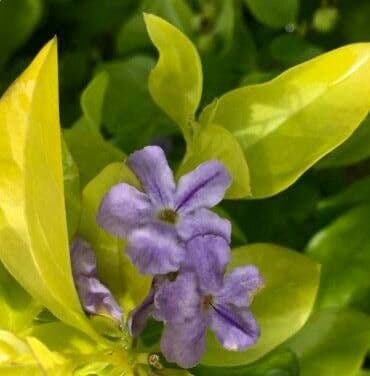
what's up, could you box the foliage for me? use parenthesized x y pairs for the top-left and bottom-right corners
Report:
(0, 0), (370, 374)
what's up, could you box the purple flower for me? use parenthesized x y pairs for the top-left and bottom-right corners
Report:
(155, 267), (264, 368)
(71, 237), (123, 322)
(97, 146), (231, 276)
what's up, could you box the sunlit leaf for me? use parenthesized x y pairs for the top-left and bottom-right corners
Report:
(0, 39), (97, 340)
(116, 0), (193, 56)
(64, 72), (124, 187)
(244, 0), (298, 28)
(79, 163), (151, 314)
(195, 349), (299, 375)
(177, 123), (251, 198)
(307, 204), (370, 310)
(202, 243), (320, 366)
(287, 309), (370, 376)
(144, 13), (203, 137)
(201, 43), (370, 198)
(318, 114), (370, 168)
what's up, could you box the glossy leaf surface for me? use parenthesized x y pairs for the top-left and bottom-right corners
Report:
(287, 309), (370, 376)
(202, 243), (320, 366)
(201, 43), (370, 198)
(307, 204), (370, 310)
(0, 39), (97, 339)
(144, 13), (202, 136)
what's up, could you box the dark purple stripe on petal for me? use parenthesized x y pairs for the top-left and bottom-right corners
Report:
(211, 304), (256, 339)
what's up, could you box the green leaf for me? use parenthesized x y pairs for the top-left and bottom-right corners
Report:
(0, 39), (97, 340)
(177, 123), (251, 198)
(116, 0), (194, 56)
(99, 56), (175, 153)
(0, 0), (43, 67)
(194, 349), (299, 375)
(144, 13), (203, 136)
(318, 176), (370, 215)
(79, 163), (151, 313)
(62, 139), (81, 240)
(286, 309), (370, 376)
(318, 114), (370, 168)
(0, 264), (41, 333)
(307, 204), (370, 310)
(270, 34), (323, 65)
(202, 243), (320, 366)
(244, 0), (298, 28)
(200, 43), (370, 198)
(64, 72), (124, 188)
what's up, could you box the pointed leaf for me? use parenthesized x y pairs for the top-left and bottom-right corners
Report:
(144, 13), (203, 136)
(201, 43), (370, 198)
(202, 243), (320, 366)
(0, 39), (97, 340)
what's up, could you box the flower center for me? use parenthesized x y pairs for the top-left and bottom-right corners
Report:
(202, 295), (214, 310)
(157, 208), (178, 224)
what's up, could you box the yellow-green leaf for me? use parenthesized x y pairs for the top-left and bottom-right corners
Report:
(0, 39), (97, 340)
(144, 13), (202, 137)
(202, 244), (320, 366)
(79, 163), (151, 314)
(177, 123), (251, 198)
(201, 43), (370, 198)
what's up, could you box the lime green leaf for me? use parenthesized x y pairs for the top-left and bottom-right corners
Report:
(62, 139), (81, 240)
(100, 56), (175, 153)
(116, 0), (193, 57)
(195, 349), (299, 375)
(0, 0), (43, 67)
(178, 123), (251, 198)
(144, 13), (203, 136)
(318, 114), (370, 168)
(202, 243), (320, 366)
(0, 265), (41, 333)
(287, 309), (370, 376)
(244, 0), (298, 28)
(0, 39), (97, 340)
(79, 163), (151, 314)
(307, 204), (370, 310)
(313, 6), (339, 33)
(64, 73), (124, 188)
(201, 43), (370, 198)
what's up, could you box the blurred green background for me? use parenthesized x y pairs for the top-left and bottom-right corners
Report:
(1, 0), (370, 374)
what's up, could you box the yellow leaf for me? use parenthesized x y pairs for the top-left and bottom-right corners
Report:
(0, 39), (97, 340)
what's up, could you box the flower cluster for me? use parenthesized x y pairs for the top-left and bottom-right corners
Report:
(96, 146), (264, 368)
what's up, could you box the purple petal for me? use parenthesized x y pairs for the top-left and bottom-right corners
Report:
(128, 291), (155, 337)
(97, 182), (153, 238)
(154, 273), (201, 324)
(75, 276), (122, 322)
(217, 266), (264, 307)
(177, 208), (231, 243)
(70, 237), (97, 277)
(126, 224), (185, 275)
(175, 161), (231, 214)
(160, 320), (207, 368)
(183, 235), (230, 293)
(127, 146), (176, 207)
(210, 304), (260, 351)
